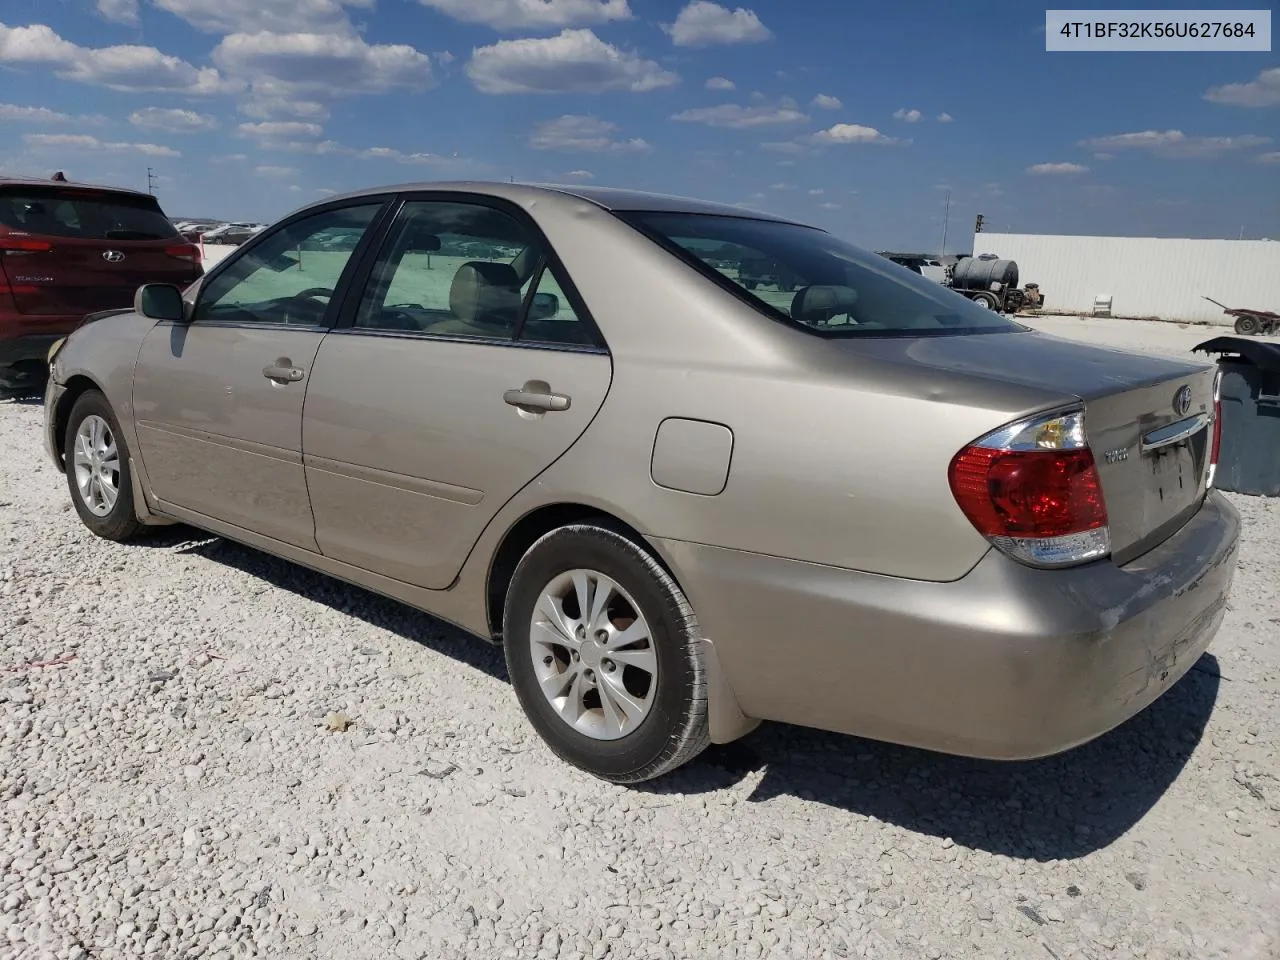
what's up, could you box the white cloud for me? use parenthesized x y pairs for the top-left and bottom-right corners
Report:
(416, 0), (631, 30)
(152, 0), (372, 34)
(811, 123), (903, 146)
(1093, 152), (1112, 160)
(768, 182), (794, 191)
(24, 133), (180, 157)
(811, 94), (841, 110)
(316, 187), (338, 195)
(760, 140), (807, 155)
(97, 0), (140, 25)
(671, 100), (806, 128)
(936, 112), (953, 123)
(529, 114), (650, 152)
(1079, 129), (1272, 158)
(239, 94), (331, 121)
(663, 1), (771, 47)
(893, 107), (922, 123)
(213, 31), (434, 95)
(238, 121), (325, 140)
(0, 22), (238, 94)
(0, 103), (71, 123)
(290, 184), (302, 192)
(212, 153), (248, 163)
(467, 29), (677, 94)
(358, 145), (464, 166)
(130, 107), (218, 133)
(808, 188), (823, 195)
(1026, 161), (1088, 175)
(1204, 67), (1280, 108)
(819, 202), (840, 210)
(255, 164), (298, 177)
(1256, 152), (1280, 165)
(705, 75), (735, 91)
(563, 169), (594, 179)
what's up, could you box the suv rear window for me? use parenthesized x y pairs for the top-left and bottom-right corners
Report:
(617, 211), (1025, 338)
(0, 188), (178, 242)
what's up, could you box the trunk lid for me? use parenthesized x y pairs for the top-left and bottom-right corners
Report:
(834, 329), (1217, 562)
(0, 185), (201, 317)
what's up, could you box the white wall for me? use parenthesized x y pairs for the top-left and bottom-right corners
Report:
(970, 233), (1280, 325)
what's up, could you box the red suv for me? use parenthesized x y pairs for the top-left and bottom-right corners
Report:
(1, 176), (203, 394)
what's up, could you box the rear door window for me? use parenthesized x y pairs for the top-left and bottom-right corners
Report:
(0, 189), (178, 241)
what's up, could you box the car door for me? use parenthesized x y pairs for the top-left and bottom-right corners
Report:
(131, 198), (390, 549)
(302, 196), (612, 588)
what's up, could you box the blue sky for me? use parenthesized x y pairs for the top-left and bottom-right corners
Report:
(1, 0), (1277, 251)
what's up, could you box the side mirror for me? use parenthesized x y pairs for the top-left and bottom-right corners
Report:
(529, 292), (559, 321)
(135, 283), (186, 322)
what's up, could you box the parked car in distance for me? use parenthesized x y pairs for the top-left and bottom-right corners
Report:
(202, 222), (266, 246)
(0, 175), (203, 394)
(43, 181), (1240, 783)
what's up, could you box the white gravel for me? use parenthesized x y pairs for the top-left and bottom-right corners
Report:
(2, 315), (1279, 960)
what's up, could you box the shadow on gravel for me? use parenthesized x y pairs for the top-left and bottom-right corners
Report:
(135, 527), (508, 682)
(131, 527), (1219, 862)
(657, 655), (1222, 861)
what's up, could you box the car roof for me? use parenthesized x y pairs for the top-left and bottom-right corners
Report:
(303, 180), (807, 226)
(0, 174), (155, 199)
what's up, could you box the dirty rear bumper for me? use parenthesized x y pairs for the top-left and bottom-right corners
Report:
(654, 491), (1240, 759)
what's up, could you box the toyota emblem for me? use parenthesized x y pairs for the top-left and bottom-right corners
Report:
(102, 250), (125, 263)
(1173, 385), (1192, 417)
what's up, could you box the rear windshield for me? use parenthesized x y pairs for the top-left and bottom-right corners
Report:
(0, 188), (178, 242)
(618, 211), (1025, 338)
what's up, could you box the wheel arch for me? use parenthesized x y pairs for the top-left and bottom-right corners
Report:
(484, 500), (759, 745)
(50, 374), (109, 472)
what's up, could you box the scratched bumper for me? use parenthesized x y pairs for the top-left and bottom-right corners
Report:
(655, 490), (1240, 759)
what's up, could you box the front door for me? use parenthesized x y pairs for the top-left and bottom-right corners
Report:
(302, 197), (612, 588)
(131, 200), (388, 549)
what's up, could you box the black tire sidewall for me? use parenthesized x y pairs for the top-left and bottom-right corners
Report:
(503, 525), (701, 782)
(64, 390), (139, 540)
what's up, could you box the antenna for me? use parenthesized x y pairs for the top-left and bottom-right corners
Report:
(939, 188), (951, 257)
(146, 166), (158, 195)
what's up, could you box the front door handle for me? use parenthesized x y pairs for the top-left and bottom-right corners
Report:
(263, 359), (305, 384)
(504, 387), (570, 412)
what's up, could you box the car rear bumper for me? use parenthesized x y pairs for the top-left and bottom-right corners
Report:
(654, 490), (1240, 759)
(0, 332), (62, 368)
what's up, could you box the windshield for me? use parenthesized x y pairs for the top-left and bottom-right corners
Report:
(0, 188), (178, 241)
(618, 211), (1026, 338)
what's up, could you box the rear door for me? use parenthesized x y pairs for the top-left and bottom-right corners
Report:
(131, 198), (390, 549)
(0, 186), (201, 316)
(302, 195), (612, 588)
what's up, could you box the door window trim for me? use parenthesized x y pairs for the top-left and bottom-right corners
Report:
(185, 195), (397, 332)
(329, 191), (609, 354)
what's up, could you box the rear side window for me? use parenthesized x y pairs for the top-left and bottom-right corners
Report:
(0, 188), (178, 241)
(618, 211), (1025, 338)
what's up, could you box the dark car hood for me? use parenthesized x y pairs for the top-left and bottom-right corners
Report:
(835, 328), (1210, 402)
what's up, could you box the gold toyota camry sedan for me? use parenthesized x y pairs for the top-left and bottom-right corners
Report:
(43, 182), (1240, 783)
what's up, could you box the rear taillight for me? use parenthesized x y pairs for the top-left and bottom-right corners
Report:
(165, 243), (201, 263)
(948, 408), (1110, 568)
(1208, 369), (1223, 488)
(0, 238), (53, 255)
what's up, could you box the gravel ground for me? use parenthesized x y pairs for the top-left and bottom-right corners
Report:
(2, 315), (1278, 960)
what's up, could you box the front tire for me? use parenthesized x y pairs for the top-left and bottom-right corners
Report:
(64, 390), (144, 542)
(1234, 314), (1260, 336)
(503, 522), (709, 783)
(970, 292), (998, 310)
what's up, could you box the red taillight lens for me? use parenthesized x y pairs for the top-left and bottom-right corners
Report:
(949, 408), (1111, 568)
(950, 446), (1107, 538)
(165, 243), (201, 263)
(0, 238), (53, 254)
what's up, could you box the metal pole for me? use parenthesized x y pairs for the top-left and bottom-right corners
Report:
(146, 167), (157, 195)
(939, 189), (951, 257)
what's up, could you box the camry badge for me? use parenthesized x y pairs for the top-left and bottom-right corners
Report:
(1173, 385), (1192, 417)
(102, 250), (125, 263)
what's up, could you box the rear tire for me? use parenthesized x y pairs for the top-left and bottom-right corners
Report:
(63, 390), (144, 542)
(502, 522), (709, 784)
(1234, 314), (1260, 336)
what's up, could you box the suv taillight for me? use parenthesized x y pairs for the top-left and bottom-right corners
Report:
(1208, 369), (1223, 488)
(165, 243), (201, 263)
(948, 408), (1110, 568)
(0, 238), (53, 255)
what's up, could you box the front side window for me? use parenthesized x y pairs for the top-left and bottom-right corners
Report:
(194, 203), (382, 326)
(618, 212), (1026, 338)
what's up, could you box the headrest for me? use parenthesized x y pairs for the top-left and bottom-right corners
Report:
(449, 261), (522, 327)
(790, 285), (859, 325)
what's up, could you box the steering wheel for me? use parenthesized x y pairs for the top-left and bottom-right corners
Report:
(283, 286), (335, 324)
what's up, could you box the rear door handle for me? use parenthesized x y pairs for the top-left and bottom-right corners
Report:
(504, 388), (570, 412)
(263, 360), (305, 384)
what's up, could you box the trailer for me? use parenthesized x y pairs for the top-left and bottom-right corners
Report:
(947, 255), (1044, 313)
